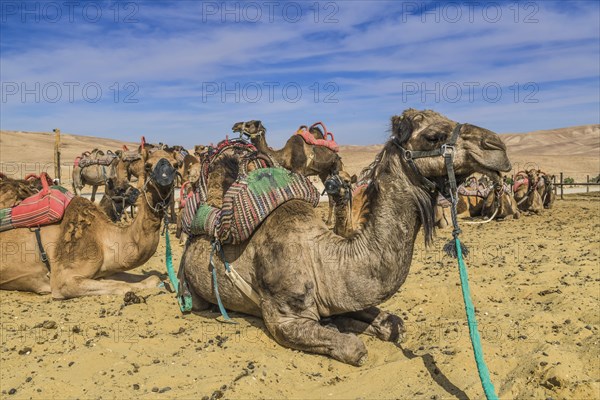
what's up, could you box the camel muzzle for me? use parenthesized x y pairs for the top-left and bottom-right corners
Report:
(151, 158), (176, 188)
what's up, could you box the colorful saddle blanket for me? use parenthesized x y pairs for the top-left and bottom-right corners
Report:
(0, 178), (74, 232)
(186, 167), (319, 244)
(457, 184), (492, 198)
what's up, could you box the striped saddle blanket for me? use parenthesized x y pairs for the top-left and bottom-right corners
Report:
(122, 150), (142, 162)
(184, 167), (320, 244)
(0, 179), (74, 232)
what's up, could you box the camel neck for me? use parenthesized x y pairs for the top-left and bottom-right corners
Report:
(333, 144), (432, 309)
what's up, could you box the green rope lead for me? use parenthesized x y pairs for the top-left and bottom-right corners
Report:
(164, 226), (193, 312)
(455, 237), (499, 400)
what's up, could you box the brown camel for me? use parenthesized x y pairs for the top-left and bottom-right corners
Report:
(98, 177), (140, 222)
(180, 109), (511, 365)
(481, 182), (520, 220)
(0, 149), (179, 298)
(232, 120), (347, 224)
(456, 176), (490, 217)
(536, 170), (555, 209)
(0, 174), (54, 208)
(72, 149), (121, 202)
(514, 169), (543, 214)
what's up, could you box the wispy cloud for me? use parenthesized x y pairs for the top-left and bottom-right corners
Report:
(1, 1), (598, 147)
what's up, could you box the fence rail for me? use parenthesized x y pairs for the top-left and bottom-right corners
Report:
(553, 173), (600, 199)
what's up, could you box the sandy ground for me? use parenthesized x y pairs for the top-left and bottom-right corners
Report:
(1, 194), (599, 400)
(1, 126), (599, 399)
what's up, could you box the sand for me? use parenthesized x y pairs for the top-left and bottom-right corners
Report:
(0, 126), (599, 399)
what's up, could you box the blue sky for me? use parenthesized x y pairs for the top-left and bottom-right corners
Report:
(1, 0), (599, 147)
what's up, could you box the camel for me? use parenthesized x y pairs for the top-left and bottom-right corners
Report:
(481, 181), (520, 220)
(0, 149), (179, 298)
(180, 109), (511, 365)
(98, 177), (140, 222)
(232, 120), (345, 225)
(72, 149), (120, 202)
(456, 175), (490, 217)
(0, 174), (54, 208)
(514, 169), (543, 214)
(536, 170), (555, 209)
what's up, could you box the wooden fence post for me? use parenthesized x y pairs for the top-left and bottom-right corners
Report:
(587, 175), (590, 193)
(560, 172), (563, 200)
(53, 128), (61, 183)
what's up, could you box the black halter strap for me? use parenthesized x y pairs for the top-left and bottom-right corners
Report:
(392, 123), (463, 195)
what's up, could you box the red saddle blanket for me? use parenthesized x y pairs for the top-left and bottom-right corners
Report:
(0, 176), (74, 232)
(295, 122), (339, 152)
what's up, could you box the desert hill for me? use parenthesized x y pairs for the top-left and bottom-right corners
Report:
(1, 124), (598, 182)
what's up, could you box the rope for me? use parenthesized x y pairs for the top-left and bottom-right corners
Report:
(163, 216), (193, 312)
(455, 237), (499, 400)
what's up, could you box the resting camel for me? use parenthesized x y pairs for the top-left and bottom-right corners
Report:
(0, 174), (53, 208)
(180, 109), (511, 365)
(0, 150), (179, 298)
(481, 182), (520, 220)
(536, 170), (555, 209)
(232, 120), (346, 225)
(455, 175), (490, 217)
(72, 149), (121, 202)
(514, 169), (543, 214)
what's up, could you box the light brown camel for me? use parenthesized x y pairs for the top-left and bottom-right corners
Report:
(0, 150), (179, 298)
(514, 169), (543, 214)
(0, 174), (54, 208)
(232, 120), (345, 225)
(481, 182), (520, 220)
(72, 150), (121, 202)
(455, 176), (491, 217)
(180, 109), (511, 365)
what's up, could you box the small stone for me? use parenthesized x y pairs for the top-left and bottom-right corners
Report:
(159, 387), (171, 393)
(151, 387), (159, 392)
(132, 384), (140, 390)
(8, 389), (16, 395)
(68, 361), (75, 367)
(585, 325), (592, 330)
(540, 361), (548, 367)
(18, 347), (32, 355)
(542, 351), (549, 356)
(42, 320), (57, 329)
(153, 359), (160, 364)
(25, 377), (32, 383)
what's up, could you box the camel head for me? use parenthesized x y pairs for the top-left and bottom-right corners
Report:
(391, 109), (511, 186)
(323, 170), (357, 204)
(194, 145), (209, 158)
(232, 120), (266, 139)
(142, 149), (179, 197)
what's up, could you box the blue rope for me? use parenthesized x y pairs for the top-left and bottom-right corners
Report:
(164, 221), (193, 312)
(210, 241), (236, 323)
(455, 237), (498, 400)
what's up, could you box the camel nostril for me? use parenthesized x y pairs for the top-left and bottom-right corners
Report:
(482, 137), (506, 151)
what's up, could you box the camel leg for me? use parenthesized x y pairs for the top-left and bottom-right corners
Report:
(261, 299), (368, 366)
(90, 185), (97, 203)
(329, 306), (404, 343)
(50, 268), (161, 299)
(1, 269), (50, 294)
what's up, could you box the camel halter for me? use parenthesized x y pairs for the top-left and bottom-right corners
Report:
(393, 122), (499, 400)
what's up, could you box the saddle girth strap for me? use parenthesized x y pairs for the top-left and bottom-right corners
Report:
(33, 227), (50, 271)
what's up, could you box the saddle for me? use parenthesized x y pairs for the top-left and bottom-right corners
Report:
(75, 149), (118, 168)
(0, 173), (74, 232)
(180, 138), (320, 244)
(295, 122), (339, 152)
